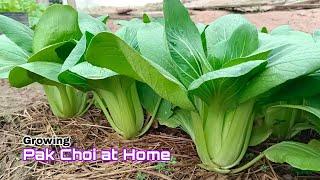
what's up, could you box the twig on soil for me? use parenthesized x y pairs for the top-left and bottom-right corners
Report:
(267, 159), (279, 180)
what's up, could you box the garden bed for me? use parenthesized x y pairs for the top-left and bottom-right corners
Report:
(2, 102), (319, 179)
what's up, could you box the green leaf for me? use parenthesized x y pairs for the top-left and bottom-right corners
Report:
(137, 82), (174, 121)
(271, 25), (293, 35)
(58, 33), (92, 90)
(78, 12), (108, 35)
(196, 23), (206, 35)
(136, 22), (195, 109)
(58, 35), (88, 90)
(115, 19), (145, 50)
(59, 15), (109, 91)
(314, 30), (320, 45)
(86, 32), (194, 109)
(264, 140), (320, 171)
(306, 94), (320, 109)
(261, 73), (320, 103)
(160, 109), (192, 130)
(9, 62), (62, 87)
(0, 35), (29, 78)
(97, 15), (109, 24)
(240, 44), (320, 102)
(271, 104), (320, 132)
(137, 22), (179, 82)
(58, 32), (116, 91)
(290, 123), (317, 138)
(221, 32), (287, 68)
(63, 61), (119, 91)
(264, 104), (302, 139)
(8, 41), (75, 87)
(69, 62), (118, 80)
(205, 14), (249, 58)
(308, 139), (320, 150)
(261, 27), (268, 33)
(143, 13), (151, 23)
(212, 23), (259, 67)
(0, 15), (33, 53)
(59, 36), (87, 73)
(189, 60), (267, 102)
(158, 112), (181, 129)
(197, 23), (208, 56)
(33, 4), (82, 52)
(29, 41), (76, 64)
(163, 0), (209, 87)
(249, 125), (272, 146)
(271, 25), (314, 44)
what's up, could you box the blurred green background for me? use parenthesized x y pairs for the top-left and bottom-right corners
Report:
(0, 0), (47, 26)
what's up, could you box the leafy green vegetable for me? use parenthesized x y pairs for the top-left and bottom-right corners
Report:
(0, 14), (33, 52)
(264, 140), (320, 171)
(84, 0), (320, 173)
(32, 5), (81, 53)
(86, 31), (193, 110)
(250, 72), (320, 144)
(137, 82), (174, 123)
(0, 5), (92, 118)
(0, 35), (28, 78)
(59, 15), (167, 139)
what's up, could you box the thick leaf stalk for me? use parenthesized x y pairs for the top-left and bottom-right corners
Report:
(93, 77), (144, 139)
(191, 100), (255, 172)
(43, 84), (90, 119)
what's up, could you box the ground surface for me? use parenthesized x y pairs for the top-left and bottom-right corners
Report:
(192, 8), (320, 33)
(0, 80), (44, 116)
(1, 6), (320, 180)
(1, 103), (318, 180)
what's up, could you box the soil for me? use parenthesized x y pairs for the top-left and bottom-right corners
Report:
(0, 80), (44, 116)
(192, 8), (320, 33)
(1, 7), (320, 180)
(1, 103), (318, 179)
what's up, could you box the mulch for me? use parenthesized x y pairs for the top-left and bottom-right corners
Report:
(0, 102), (319, 179)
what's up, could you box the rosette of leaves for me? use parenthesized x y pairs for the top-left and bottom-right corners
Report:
(56, 15), (170, 139)
(249, 27), (320, 145)
(0, 5), (109, 118)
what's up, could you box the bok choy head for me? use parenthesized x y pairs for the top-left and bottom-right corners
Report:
(248, 29), (320, 145)
(0, 5), (104, 118)
(58, 19), (161, 139)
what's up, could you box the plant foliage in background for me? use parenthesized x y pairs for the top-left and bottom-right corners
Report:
(0, 0), (46, 26)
